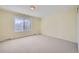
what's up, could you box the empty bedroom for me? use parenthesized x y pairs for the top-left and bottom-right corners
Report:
(0, 5), (78, 53)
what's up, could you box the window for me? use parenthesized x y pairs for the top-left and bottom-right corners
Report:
(14, 16), (32, 32)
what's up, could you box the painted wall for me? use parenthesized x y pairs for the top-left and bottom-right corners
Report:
(41, 6), (77, 43)
(0, 9), (41, 41)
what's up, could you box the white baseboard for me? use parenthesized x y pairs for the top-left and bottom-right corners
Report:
(0, 33), (40, 42)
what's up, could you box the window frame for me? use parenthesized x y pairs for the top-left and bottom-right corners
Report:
(14, 16), (32, 32)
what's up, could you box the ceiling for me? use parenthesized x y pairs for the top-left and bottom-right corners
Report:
(0, 5), (77, 18)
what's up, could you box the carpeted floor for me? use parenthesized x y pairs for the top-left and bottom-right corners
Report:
(0, 35), (78, 53)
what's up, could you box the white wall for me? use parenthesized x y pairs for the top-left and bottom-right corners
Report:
(0, 9), (41, 41)
(41, 6), (77, 43)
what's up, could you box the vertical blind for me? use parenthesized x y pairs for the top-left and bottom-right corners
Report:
(14, 16), (32, 32)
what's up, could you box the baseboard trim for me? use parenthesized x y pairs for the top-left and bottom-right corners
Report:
(41, 34), (77, 44)
(0, 34), (40, 43)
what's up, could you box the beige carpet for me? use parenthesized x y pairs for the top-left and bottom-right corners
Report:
(0, 35), (78, 53)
